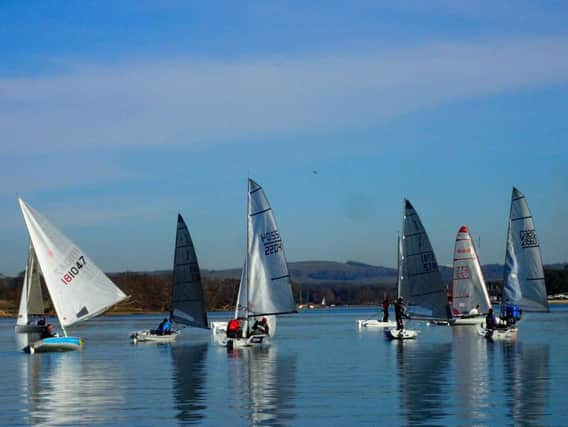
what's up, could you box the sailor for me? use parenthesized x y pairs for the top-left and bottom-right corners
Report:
(37, 316), (46, 326)
(40, 324), (57, 339)
(226, 318), (242, 338)
(469, 304), (481, 315)
(251, 317), (270, 335)
(394, 297), (408, 330)
(485, 308), (497, 330)
(381, 298), (390, 322)
(157, 318), (172, 335)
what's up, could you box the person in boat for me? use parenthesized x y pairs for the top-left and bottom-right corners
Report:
(226, 318), (242, 339)
(251, 317), (270, 335)
(156, 318), (172, 335)
(37, 316), (46, 326)
(40, 323), (57, 339)
(381, 298), (389, 322)
(469, 305), (481, 316)
(485, 308), (497, 330)
(394, 297), (409, 330)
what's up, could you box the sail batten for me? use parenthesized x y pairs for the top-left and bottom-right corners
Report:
(170, 214), (208, 329)
(400, 199), (449, 319)
(18, 199), (127, 329)
(502, 188), (548, 312)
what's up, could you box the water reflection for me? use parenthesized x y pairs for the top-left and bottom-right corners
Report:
(227, 346), (296, 426)
(21, 350), (126, 425)
(170, 343), (209, 424)
(396, 340), (452, 425)
(452, 327), (490, 424)
(503, 341), (550, 426)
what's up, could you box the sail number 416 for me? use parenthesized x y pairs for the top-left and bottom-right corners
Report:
(60, 256), (87, 285)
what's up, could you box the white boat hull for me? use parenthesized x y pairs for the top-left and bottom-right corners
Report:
(130, 330), (179, 343)
(357, 319), (397, 328)
(451, 315), (486, 326)
(479, 326), (518, 341)
(384, 328), (418, 340)
(210, 321), (228, 335)
(225, 334), (270, 349)
(24, 336), (83, 353)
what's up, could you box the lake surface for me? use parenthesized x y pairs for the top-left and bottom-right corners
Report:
(1, 305), (567, 426)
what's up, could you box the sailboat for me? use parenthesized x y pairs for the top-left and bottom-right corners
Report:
(130, 214), (208, 342)
(15, 241), (47, 333)
(385, 199), (450, 339)
(449, 226), (492, 325)
(18, 198), (128, 353)
(483, 187), (549, 341)
(212, 178), (296, 348)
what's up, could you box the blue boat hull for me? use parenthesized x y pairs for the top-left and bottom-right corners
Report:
(24, 336), (83, 353)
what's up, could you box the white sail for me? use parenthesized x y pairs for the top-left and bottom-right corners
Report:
(19, 199), (127, 329)
(235, 257), (248, 320)
(450, 226), (491, 315)
(244, 179), (296, 318)
(400, 199), (449, 319)
(170, 214), (208, 329)
(503, 188), (548, 312)
(16, 241), (44, 326)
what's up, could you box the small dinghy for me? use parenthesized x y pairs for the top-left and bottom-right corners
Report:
(212, 179), (296, 349)
(448, 226), (492, 326)
(385, 200), (451, 340)
(384, 328), (418, 340)
(357, 319), (397, 328)
(18, 198), (127, 353)
(483, 187), (549, 341)
(131, 214), (209, 343)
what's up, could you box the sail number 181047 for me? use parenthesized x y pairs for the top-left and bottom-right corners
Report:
(60, 256), (87, 285)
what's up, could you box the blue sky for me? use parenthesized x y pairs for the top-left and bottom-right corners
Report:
(1, 1), (567, 275)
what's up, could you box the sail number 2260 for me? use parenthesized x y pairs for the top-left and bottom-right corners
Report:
(60, 256), (87, 285)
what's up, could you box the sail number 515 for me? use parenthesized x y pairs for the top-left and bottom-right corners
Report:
(60, 256), (87, 285)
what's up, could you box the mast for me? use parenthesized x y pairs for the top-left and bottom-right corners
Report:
(245, 178), (251, 337)
(396, 234), (401, 298)
(501, 192), (514, 317)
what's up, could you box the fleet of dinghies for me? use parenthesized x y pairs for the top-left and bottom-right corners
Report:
(13, 184), (551, 353)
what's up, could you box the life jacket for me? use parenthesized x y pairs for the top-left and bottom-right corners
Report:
(227, 319), (240, 332)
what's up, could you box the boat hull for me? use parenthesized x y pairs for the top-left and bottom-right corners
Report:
(357, 319), (397, 328)
(384, 328), (418, 340)
(24, 336), (83, 353)
(451, 315), (486, 326)
(479, 326), (518, 341)
(226, 334), (270, 349)
(130, 330), (179, 343)
(15, 324), (47, 334)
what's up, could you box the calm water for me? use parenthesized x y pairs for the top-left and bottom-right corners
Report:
(1, 306), (567, 426)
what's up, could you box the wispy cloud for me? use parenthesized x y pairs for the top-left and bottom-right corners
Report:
(2, 35), (568, 155)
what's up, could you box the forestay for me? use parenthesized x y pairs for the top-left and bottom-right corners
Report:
(19, 199), (127, 328)
(400, 199), (449, 319)
(245, 179), (296, 317)
(170, 214), (208, 328)
(451, 226), (491, 314)
(503, 188), (548, 312)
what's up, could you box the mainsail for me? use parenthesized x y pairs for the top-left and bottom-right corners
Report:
(450, 226), (491, 314)
(400, 199), (449, 319)
(240, 179), (296, 320)
(502, 188), (548, 312)
(19, 199), (127, 329)
(16, 241), (45, 326)
(170, 214), (208, 329)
